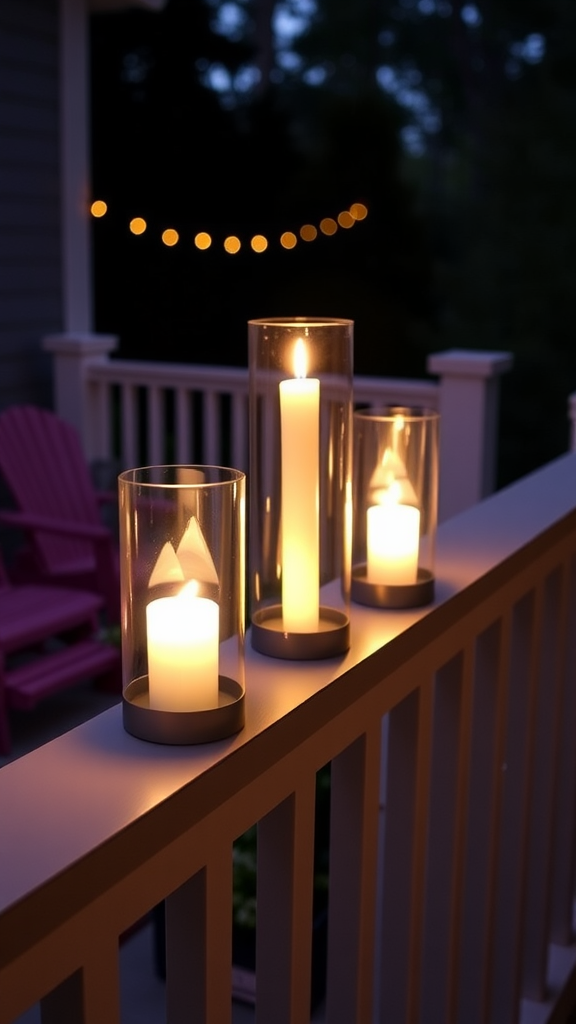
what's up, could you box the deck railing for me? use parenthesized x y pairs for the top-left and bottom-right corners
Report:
(1, 452), (576, 1024)
(42, 334), (513, 522)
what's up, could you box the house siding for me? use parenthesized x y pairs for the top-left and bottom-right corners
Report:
(0, 0), (61, 410)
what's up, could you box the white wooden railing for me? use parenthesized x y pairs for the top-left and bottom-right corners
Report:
(1, 452), (576, 1024)
(42, 334), (513, 522)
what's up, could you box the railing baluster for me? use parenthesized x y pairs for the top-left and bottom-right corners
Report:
(231, 392), (248, 472)
(166, 852), (233, 1024)
(256, 781), (316, 1024)
(457, 618), (507, 1024)
(550, 554), (576, 944)
(40, 942), (120, 1024)
(325, 725), (381, 1024)
(419, 651), (471, 1024)
(203, 391), (220, 465)
(147, 386), (163, 465)
(121, 383), (137, 467)
(175, 387), (191, 463)
(379, 679), (434, 1024)
(522, 570), (566, 1001)
(491, 590), (538, 1019)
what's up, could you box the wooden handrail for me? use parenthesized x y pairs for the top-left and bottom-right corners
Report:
(1, 453), (575, 1024)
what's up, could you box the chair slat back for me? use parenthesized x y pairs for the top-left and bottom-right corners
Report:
(0, 406), (102, 575)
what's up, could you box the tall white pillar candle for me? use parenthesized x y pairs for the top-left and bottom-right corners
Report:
(146, 582), (219, 711)
(279, 339), (320, 631)
(367, 503), (420, 586)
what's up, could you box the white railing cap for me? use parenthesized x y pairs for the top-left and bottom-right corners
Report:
(427, 349), (513, 379)
(42, 333), (119, 356)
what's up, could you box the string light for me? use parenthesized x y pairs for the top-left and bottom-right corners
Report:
(130, 217), (147, 235)
(300, 224), (317, 242)
(91, 200), (107, 217)
(338, 211), (354, 229)
(90, 200), (369, 253)
(350, 202), (368, 221)
(251, 234), (268, 253)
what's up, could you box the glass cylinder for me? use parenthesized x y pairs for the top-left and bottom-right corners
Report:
(352, 407), (439, 608)
(118, 465), (245, 743)
(248, 317), (353, 659)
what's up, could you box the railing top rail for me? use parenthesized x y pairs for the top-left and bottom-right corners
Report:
(86, 359), (251, 391)
(1, 452), (574, 973)
(85, 359), (440, 406)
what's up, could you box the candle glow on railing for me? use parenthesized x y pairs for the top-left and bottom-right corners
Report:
(279, 338), (320, 632)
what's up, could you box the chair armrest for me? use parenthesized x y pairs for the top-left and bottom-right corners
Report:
(0, 509), (112, 541)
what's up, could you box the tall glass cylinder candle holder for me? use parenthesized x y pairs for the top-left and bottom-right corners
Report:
(119, 465), (245, 744)
(248, 317), (353, 660)
(352, 407), (439, 608)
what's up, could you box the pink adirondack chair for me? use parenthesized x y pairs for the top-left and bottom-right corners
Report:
(0, 405), (119, 623)
(0, 553), (120, 754)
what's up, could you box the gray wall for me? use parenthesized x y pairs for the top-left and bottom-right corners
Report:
(0, 0), (62, 411)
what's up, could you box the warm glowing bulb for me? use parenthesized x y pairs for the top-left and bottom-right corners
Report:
(280, 231), (297, 249)
(194, 232), (212, 250)
(90, 200), (107, 218)
(224, 236), (241, 254)
(162, 228), (179, 246)
(320, 217), (337, 236)
(130, 217), (147, 235)
(300, 224), (317, 242)
(293, 338), (307, 379)
(350, 202), (368, 221)
(338, 210), (354, 229)
(251, 234), (268, 253)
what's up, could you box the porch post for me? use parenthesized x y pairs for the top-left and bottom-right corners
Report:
(42, 332), (118, 461)
(59, 0), (93, 332)
(427, 349), (513, 522)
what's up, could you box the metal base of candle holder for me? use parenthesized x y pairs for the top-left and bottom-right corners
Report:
(122, 675), (245, 744)
(251, 606), (350, 660)
(351, 566), (435, 609)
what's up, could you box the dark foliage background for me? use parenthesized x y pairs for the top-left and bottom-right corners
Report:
(90, 0), (576, 486)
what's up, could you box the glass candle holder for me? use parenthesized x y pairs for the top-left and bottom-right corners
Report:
(248, 317), (353, 660)
(118, 465), (245, 744)
(352, 407), (439, 608)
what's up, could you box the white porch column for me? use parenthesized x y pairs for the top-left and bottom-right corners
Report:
(427, 349), (513, 522)
(59, 0), (92, 332)
(42, 332), (118, 461)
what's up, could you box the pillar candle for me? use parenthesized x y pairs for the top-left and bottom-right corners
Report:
(146, 581), (219, 711)
(279, 339), (320, 631)
(367, 502), (420, 586)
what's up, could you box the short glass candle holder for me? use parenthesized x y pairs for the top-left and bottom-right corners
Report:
(352, 407), (439, 609)
(118, 465), (246, 744)
(248, 317), (353, 660)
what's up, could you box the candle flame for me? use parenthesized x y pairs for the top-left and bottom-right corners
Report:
(373, 480), (402, 507)
(180, 579), (200, 599)
(293, 338), (307, 379)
